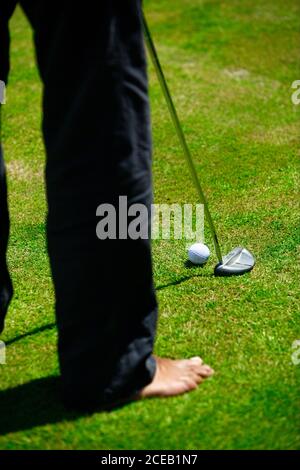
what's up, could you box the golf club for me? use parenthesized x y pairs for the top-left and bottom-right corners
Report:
(142, 13), (255, 276)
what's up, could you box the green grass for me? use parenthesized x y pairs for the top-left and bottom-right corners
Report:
(0, 0), (299, 450)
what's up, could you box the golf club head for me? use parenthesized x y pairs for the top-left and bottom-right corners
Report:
(214, 247), (255, 276)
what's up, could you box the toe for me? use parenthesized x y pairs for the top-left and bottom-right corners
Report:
(192, 373), (203, 385)
(183, 377), (198, 392)
(198, 365), (214, 377)
(190, 356), (203, 365)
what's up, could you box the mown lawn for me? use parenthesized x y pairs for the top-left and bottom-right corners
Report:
(0, 0), (299, 450)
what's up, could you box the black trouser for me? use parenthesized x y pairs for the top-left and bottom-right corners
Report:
(0, 0), (157, 410)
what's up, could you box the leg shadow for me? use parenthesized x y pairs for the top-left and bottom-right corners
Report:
(0, 376), (80, 436)
(0, 376), (134, 436)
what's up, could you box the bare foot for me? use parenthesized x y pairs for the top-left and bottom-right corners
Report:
(140, 356), (214, 398)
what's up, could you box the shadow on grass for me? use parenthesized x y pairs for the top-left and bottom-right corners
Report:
(156, 268), (213, 291)
(184, 261), (208, 269)
(0, 376), (82, 436)
(5, 323), (56, 346)
(0, 269), (213, 436)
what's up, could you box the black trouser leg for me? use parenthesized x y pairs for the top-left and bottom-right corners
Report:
(19, 0), (157, 410)
(0, 143), (13, 334)
(0, 2), (17, 333)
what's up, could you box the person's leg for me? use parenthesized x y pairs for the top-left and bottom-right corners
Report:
(0, 145), (13, 334)
(0, 1), (18, 333)
(18, 0), (157, 409)
(19, 0), (213, 410)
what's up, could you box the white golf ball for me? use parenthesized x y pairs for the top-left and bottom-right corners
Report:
(188, 243), (210, 265)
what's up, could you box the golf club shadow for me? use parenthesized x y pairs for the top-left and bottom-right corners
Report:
(3, 322), (56, 346)
(156, 267), (213, 291)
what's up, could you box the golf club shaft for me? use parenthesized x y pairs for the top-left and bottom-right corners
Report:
(142, 13), (223, 263)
